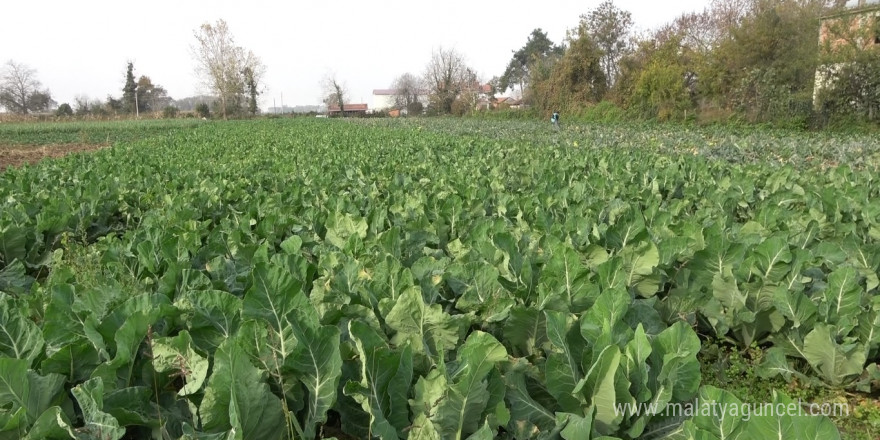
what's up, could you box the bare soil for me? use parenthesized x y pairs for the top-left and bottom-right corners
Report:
(0, 143), (107, 171)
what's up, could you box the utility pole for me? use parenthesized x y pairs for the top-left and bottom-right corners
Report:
(280, 92), (284, 115)
(134, 84), (139, 119)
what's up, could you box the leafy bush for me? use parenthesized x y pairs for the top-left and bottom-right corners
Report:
(162, 106), (179, 119)
(195, 103), (210, 119)
(580, 100), (626, 122)
(54, 103), (73, 117)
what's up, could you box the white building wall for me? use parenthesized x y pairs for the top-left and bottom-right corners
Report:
(372, 94), (396, 111)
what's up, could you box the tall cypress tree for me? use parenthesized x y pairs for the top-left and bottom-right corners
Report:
(244, 67), (258, 116)
(122, 62), (137, 114)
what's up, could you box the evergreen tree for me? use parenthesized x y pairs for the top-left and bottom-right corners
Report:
(122, 62), (137, 114)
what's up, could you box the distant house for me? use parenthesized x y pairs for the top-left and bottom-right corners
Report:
(372, 89), (397, 111)
(328, 103), (368, 117)
(506, 99), (524, 110)
(813, 0), (880, 106)
(475, 96), (512, 111)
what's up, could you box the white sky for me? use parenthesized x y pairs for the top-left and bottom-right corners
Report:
(1, 0), (712, 109)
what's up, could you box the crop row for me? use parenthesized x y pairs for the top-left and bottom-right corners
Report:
(0, 119), (877, 439)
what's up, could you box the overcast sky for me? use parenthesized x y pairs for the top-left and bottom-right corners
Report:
(2, 0), (712, 109)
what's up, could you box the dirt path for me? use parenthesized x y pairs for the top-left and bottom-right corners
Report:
(0, 143), (108, 171)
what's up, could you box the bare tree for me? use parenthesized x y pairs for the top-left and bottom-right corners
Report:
(192, 19), (265, 119)
(390, 73), (424, 112)
(0, 60), (53, 114)
(423, 47), (472, 114)
(322, 73), (348, 115)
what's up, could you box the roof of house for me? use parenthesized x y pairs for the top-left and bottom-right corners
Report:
(328, 103), (368, 112)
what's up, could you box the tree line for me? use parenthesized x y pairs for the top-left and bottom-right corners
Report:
(3, 3), (877, 126)
(0, 19), (263, 120)
(497, 0), (880, 126)
(327, 0), (877, 126)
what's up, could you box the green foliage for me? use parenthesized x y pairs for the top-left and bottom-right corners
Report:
(162, 106), (179, 119)
(499, 28), (562, 96)
(54, 103), (73, 117)
(195, 103), (211, 119)
(815, 49), (880, 123)
(243, 66), (259, 116)
(122, 62), (137, 114)
(532, 29), (607, 113)
(2, 118), (878, 438)
(0, 119), (201, 145)
(632, 61), (693, 121)
(569, 101), (619, 122)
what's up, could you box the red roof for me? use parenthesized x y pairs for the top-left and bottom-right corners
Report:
(328, 103), (368, 112)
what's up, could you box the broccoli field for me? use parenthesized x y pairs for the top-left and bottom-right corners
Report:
(1, 118), (879, 439)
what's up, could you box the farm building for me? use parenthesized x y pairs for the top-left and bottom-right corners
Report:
(328, 103), (369, 117)
(813, 0), (880, 106)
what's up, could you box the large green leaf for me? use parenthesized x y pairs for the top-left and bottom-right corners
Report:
(0, 260), (32, 295)
(650, 321), (701, 402)
(22, 407), (75, 440)
(820, 267), (862, 334)
(577, 344), (621, 434)
(691, 386), (746, 440)
(503, 359), (556, 437)
(536, 238), (593, 312)
(544, 310), (585, 412)
(0, 227), (27, 266)
(90, 309), (159, 390)
(558, 409), (594, 440)
(242, 262), (309, 361)
(580, 287), (631, 345)
(744, 389), (840, 440)
(772, 286), (817, 330)
(325, 212), (368, 250)
(176, 289), (242, 353)
(752, 235), (792, 282)
(70, 378), (126, 440)
(0, 358), (65, 431)
(199, 339), (286, 440)
(622, 324), (653, 403)
(150, 331), (209, 396)
(620, 240), (660, 297)
(286, 308), (342, 439)
(802, 324), (866, 386)
(345, 320), (412, 439)
(385, 286), (462, 362)
(432, 331), (508, 440)
(503, 306), (547, 357)
(0, 293), (43, 364)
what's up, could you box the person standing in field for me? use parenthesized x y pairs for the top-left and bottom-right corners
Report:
(551, 111), (560, 130)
